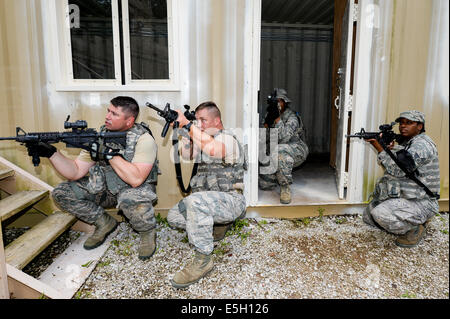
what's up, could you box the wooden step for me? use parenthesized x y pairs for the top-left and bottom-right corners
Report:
(5, 211), (76, 270)
(0, 190), (48, 222)
(0, 168), (14, 180)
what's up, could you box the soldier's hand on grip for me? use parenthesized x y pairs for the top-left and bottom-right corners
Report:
(28, 142), (57, 158)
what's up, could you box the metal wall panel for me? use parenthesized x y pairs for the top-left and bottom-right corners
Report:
(348, 0), (449, 203)
(0, 0), (247, 209)
(262, 0), (334, 25)
(0, 0), (448, 210)
(259, 25), (334, 155)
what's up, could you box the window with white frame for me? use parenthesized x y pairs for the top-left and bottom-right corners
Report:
(51, 0), (179, 91)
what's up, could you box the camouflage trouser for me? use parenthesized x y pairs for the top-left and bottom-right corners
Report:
(259, 143), (308, 188)
(52, 176), (157, 232)
(167, 191), (246, 255)
(363, 197), (438, 235)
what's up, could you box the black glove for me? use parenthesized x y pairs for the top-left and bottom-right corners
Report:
(27, 142), (57, 158)
(90, 142), (120, 161)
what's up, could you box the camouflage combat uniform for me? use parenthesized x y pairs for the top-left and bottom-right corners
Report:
(52, 123), (159, 232)
(363, 132), (440, 235)
(167, 129), (247, 255)
(259, 107), (309, 188)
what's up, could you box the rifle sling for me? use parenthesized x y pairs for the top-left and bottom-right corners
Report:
(172, 138), (197, 194)
(380, 140), (440, 200)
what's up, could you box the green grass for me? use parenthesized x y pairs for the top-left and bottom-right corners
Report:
(401, 291), (417, 298)
(228, 219), (252, 243)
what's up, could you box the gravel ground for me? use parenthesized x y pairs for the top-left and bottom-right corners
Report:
(74, 211), (449, 299)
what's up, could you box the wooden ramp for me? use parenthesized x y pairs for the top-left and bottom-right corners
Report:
(0, 156), (106, 299)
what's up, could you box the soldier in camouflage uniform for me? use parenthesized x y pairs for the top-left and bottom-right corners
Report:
(167, 101), (247, 288)
(259, 88), (309, 204)
(39, 97), (159, 260)
(363, 110), (440, 248)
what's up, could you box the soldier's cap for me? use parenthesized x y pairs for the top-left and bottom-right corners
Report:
(274, 88), (291, 103)
(395, 110), (425, 123)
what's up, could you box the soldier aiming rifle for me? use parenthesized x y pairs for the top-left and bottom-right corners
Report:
(48, 97), (159, 260)
(348, 110), (440, 248)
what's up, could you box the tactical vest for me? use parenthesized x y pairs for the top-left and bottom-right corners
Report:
(87, 122), (159, 195)
(189, 129), (247, 194)
(374, 134), (440, 201)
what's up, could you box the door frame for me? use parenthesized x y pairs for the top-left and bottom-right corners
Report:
(243, 0), (376, 206)
(334, 0), (357, 199)
(347, 0), (389, 203)
(330, 0), (351, 169)
(331, 0), (377, 203)
(243, 0), (262, 206)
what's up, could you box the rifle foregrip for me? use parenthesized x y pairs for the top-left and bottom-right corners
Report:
(32, 154), (40, 166)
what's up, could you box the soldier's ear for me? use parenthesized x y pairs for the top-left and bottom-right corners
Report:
(417, 122), (424, 132)
(125, 114), (135, 127)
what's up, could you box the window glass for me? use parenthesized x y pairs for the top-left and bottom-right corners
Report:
(128, 0), (169, 79)
(69, 0), (115, 79)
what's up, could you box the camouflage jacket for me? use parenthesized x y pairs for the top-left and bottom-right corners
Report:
(374, 133), (440, 200)
(274, 108), (308, 146)
(190, 129), (247, 194)
(87, 122), (159, 195)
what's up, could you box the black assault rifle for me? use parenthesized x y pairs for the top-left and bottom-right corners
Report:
(146, 102), (197, 194)
(0, 116), (127, 166)
(263, 89), (280, 127)
(146, 102), (196, 138)
(347, 122), (439, 199)
(347, 122), (401, 146)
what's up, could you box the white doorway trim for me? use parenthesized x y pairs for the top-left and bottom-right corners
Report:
(348, 0), (394, 203)
(243, 0), (262, 206)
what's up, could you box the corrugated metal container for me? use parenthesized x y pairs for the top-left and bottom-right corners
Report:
(349, 0), (448, 203)
(259, 25), (333, 155)
(0, 0), (248, 210)
(0, 0), (448, 212)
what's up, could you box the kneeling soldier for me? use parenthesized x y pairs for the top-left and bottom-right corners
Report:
(363, 110), (440, 248)
(50, 96), (159, 260)
(167, 101), (247, 288)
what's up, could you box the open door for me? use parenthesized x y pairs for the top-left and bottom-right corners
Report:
(334, 0), (356, 199)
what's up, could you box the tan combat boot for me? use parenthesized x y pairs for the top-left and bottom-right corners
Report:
(213, 223), (233, 242)
(138, 229), (157, 260)
(171, 251), (214, 289)
(280, 184), (291, 204)
(83, 213), (118, 250)
(395, 224), (426, 248)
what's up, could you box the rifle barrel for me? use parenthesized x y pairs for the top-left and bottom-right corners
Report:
(146, 102), (164, 113)
(346, 134), (362, 138)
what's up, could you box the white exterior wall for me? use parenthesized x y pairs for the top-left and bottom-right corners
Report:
(0, 0), (448, 210)
(348, 0), (449, 203)
(0, 0), (251, 210)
